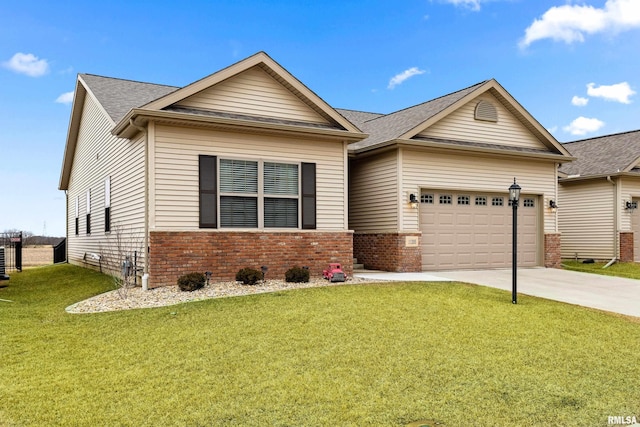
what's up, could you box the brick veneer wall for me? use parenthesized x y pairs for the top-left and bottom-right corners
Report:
(148, 231), (353, 288)
(353, 233), (422, 272)
(619, 232), (634, 262)
(544, 233), (562, 269)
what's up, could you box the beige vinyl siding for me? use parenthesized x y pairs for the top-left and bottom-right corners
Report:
(66, 94), (146, 270)
(401, 150), (557, 233)
(558, 180), (615, 260)
(618, 176), (640, 231)
(152, 124), (346, 230)
(175, 66), (329, 124)
(349, 151), (398, 232)
(418, 93), (548, 151)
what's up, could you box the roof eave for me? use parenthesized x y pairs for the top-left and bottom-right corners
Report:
(59, 78), (87, 190)
(559, 171), (640, 183)
(113, 109), (368, 142)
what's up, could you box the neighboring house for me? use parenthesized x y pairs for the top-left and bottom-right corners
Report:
(59, 52), (573, 287)
(559, 130), (640, 262)
(341, 80), (573, 272)
(59, 52), (366, 287)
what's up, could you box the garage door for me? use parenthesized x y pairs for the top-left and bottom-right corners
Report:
(420, 191), (539, 270)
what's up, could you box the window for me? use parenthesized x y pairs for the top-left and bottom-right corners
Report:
(457, 195), (470, 205)
(199, 156), (316, 229)
(104, 177), (111, 232)
(86, 190), (91, 235)
(421, 194), (433, 204)
(492, 197), (504, 207)
(475, 196), (487, 206)
(524, 198), (535, 208)
(439, 195), (452, 205)
(75, 196), (79, 236)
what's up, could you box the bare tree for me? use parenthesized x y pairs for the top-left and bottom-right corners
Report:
(99, 223), (144, 299)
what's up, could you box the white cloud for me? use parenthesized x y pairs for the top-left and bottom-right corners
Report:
(442, 0), (482, 11)
(388, 67), (426, 89)
(563, 116), (605, 136)
(587, 82), (636, 104)
(3, 52), (50, 77)
(547, 125), (559, 134)
(55, 91), (74, 105)
(520, 0), (640, 48)
(571, 96), (589, 106)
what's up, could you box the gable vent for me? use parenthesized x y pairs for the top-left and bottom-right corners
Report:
(474, 100), (498, 122)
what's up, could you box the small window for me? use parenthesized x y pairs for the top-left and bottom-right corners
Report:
(439, 195), (452, 205)
(75, 196), (79, 236)
(475, 196), (487, 206)
(104, 176), (111, 233)
(86, 190), (91, 235)
(457, 195), (470, 205)
(421, 194), (434, 204)
(492, 197), (504, 207)
(524, 198), (535, 208)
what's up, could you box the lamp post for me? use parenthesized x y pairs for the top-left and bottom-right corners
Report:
(509, 178), (521, 304)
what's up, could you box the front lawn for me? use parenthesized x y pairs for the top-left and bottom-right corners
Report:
(1, 265), (638, 426)
(563, 260), (640, 279)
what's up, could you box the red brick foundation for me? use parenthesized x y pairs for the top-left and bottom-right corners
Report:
(148, 231), (353, 288)
(353, 233), (422, 272)
(544, 233), (562, 268)
(619, 232), (634, 262)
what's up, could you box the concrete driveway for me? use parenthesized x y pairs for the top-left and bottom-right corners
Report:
(354, 268), (640, 318)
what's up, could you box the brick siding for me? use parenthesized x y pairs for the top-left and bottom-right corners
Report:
(353, 233), (422, 272)
(544, 233), (562, 269)
(619, 232), (634, 262)
(148, 231), (353, 288)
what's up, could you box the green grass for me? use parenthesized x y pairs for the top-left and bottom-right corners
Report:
(563, 260), (640, 279)
(1, 264), (639, 426)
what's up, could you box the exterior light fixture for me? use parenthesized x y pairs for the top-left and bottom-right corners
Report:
(508, 178), (521, 305)
(625, 201), (637, 211)
(549, 199), (558, 210)
(409, 193), (419, 209)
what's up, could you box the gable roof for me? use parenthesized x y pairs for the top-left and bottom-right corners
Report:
(344, 79), (571, 159)
(560, 129), (640, 179)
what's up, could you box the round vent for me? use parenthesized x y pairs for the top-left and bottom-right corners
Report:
(474, 100), (498, 122)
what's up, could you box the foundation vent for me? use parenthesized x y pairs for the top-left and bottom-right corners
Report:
(474, 100), (498, 122)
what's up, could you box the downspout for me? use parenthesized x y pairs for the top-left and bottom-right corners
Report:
(606, 176), (618, 264)
(65, 190), (69, 263)
(130, 118), (150, 287)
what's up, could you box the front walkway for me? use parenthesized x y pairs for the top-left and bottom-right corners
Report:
(354, 268), (640, 318)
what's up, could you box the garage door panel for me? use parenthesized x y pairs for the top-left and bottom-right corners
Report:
(421, 191), (539, 270)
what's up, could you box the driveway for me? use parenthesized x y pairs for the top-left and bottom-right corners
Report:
(354, 268), (640, 318)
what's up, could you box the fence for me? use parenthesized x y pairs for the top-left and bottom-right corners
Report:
(0, 231), (22, 273)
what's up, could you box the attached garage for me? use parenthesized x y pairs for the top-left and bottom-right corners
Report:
(420, 191), (539, 270)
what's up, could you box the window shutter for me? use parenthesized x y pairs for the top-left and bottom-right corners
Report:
(301, 162), (316, 229)
(199, 155), (217, 228)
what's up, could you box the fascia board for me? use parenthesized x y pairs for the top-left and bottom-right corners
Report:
(113, 109), (368, 142)
(59, 78), (87, 190)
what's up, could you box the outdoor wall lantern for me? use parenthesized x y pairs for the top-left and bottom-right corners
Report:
(409, 193), (419, 209)
(625, 201), (638, 211)
(509, 178), (521, 305)
(549, 199), (558, 210)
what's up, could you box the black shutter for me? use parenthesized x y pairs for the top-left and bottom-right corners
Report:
(301, 162), (316, 229)
(199, 155), (217, 228)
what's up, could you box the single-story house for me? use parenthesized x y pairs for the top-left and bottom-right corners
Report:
(559, 130), (640, 262)
(59, 51), (573, 287)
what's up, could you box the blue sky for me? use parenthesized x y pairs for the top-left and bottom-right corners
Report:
(1, 0), (639, 237)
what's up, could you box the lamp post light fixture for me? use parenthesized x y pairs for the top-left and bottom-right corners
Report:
(509, 178), (521, 304)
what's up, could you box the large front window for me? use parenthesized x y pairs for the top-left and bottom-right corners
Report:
(200, 156), (312, 229)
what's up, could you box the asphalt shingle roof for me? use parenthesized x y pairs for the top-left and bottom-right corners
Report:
(560, 130), (640, 177)
(80, 74), (178, 123)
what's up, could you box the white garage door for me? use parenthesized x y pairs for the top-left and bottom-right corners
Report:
(420, 191), (539, 270)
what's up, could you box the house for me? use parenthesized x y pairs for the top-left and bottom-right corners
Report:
(341, 80), (573, 272)
(559, 130), (640, 262)
(59, 52), (573, 287)
(59, 52), (366, 287)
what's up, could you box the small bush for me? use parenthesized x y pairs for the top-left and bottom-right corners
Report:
(285, 266), (310, 283)
(236, 267), (263, 285)
(177, 272), (206, 292)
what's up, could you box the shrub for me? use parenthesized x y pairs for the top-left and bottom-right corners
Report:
(285, 266), (310, 283)
(177, 272), (206, 292)
(235, 267), (263, 285)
